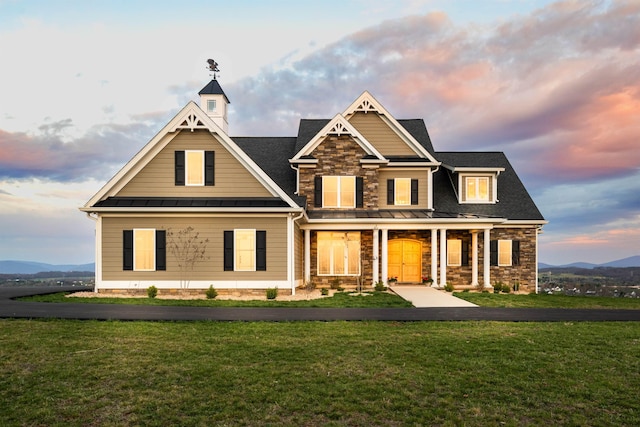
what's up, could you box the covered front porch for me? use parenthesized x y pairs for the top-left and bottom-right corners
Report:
(301, 219), (504, 289)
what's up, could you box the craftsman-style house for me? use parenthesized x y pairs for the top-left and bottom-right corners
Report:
(81, 78), (546, 294)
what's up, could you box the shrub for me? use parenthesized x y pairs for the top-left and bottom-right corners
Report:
(493, 282), (503, 294)
(147, 286), (158, 299)
(330, 278), (341, 290)
(320, 288), (329, 296)
(502, 284), (511, 294)
(266, 288), (278, 300)
(205, 285), (218, 299)
(444, 282), (454, 292)
(374, 281), (386, 292)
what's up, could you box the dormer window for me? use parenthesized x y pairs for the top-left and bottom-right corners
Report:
(460, 174), (496, 204)
(207, 99), (217, 113)
(465, 177), (489, 202)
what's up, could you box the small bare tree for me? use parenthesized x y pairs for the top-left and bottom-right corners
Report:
(166, 226), (209, 288)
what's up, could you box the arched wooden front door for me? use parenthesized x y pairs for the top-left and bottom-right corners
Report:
(388, 239), (422, 283)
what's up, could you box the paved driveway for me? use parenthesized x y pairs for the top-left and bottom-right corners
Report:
(1, 286), (639, 322)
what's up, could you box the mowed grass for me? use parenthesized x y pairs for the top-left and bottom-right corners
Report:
(454, 292), (640, 309)
(1, 320), (639, 426)
(21, 291), (413, 308)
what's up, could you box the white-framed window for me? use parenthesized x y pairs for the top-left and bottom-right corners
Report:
(498, 239), (512, 266)
(323, 176), (355, 208)
(317, 231), (360, 275)
(235, 229), (256, 271)
(447, 239), (462, 266)
(134, 229), (155, 271)
(465, 176), (490, 202)
(185, 150), (204, 186)
(207, 99), (217, 113)
(394, 178), (411, 206)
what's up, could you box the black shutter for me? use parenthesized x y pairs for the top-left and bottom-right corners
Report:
(175, 151), (185, 186)
(314, 176), (322, 207)
(462, 239), (470, 266)
(205, 151), (215, 186)
(156, 230), (166, 271)
(512, 240), (520, 266)
(490, 240), (498, 266)
(223, 231), (234, 271)
(411, 179), (419, 205)
(356, 177), (364, 208)
(123, 230), (133, 270)
(387, 179), (395, 205)
(256, 231), (267, 271)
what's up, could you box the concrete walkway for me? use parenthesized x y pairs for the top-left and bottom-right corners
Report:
(1, 286), (640, 322)
(390, 286), (478, 307)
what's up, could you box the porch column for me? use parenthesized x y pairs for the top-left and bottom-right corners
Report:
(381, 228), (388, 285)
(372, 229), (379, 286)
(471, 231), (479, 287)
(304, 229), (311, 284)
(430, 228), (438, 288)
(439, 228), (447, 288)
(483, 228), (491, 288)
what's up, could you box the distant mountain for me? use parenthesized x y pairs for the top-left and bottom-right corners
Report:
(0, 260), (95, 274)
(540, 255), (640, 269)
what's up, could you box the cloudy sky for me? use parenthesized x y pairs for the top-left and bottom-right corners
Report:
(1, 0), (638, 266)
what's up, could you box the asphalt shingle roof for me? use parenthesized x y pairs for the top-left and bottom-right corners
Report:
(434, 152), (544, 221)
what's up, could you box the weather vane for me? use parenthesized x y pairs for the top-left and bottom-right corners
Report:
(207, 59), (220, 80)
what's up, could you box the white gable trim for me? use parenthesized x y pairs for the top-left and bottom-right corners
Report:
(343, 91), (440, 164)
(290, 114), (386, 162)
(83, 101), (299, 209)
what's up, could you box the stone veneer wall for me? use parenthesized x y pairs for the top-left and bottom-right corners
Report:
(489, 228), (538, 293)
(299, 135), (379, 210)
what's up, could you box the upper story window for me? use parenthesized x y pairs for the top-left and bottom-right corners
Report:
(387, 178), (418, 206)
(460, 175), (495, 203)
(465, 176), (489, 201)
(175, 151), (215, 186)
(313, 176), (364, 208)
(207, 99), (217, 113)
(324, 176), (355, 208)
(186, 150), (204, 185)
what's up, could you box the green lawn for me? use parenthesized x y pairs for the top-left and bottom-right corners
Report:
(454, 292), (640, 309)
(1, 320), (638, 426)
(21, 290), (413, 308)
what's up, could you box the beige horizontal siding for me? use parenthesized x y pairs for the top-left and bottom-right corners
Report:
(378, 170), (430, 209)
(117, 130), (272, 198)
(348, 112), (416, 156)
(102, 215), (288, 281)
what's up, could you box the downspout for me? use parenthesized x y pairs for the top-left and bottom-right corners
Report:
(290, 164), (300, 195)
(288, 210), (305, 295)
(85, 212), (100, 293)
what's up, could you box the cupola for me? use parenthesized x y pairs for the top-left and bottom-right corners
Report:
(198, 78), (230, 134)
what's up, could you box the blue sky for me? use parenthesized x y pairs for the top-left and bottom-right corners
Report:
(1, 0), (639, 265)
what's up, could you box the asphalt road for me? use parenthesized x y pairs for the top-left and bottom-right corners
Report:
(1, 286), (639, 322)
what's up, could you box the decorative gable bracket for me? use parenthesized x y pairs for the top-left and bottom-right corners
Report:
(327, 121), (352, 136)
(353, 98), (379, 114)
(171, 113), (209, 132)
